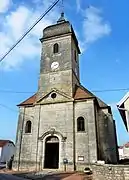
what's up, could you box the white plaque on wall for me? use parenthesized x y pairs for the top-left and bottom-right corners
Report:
(78, 156), (84, 161)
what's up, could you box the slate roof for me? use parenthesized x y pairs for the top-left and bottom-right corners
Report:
(18, 85), (108, 108)
(0, 140), (14, 147)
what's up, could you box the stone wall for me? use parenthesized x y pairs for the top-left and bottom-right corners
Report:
(97, 108), (118, 164)
(13, 105), (40, 171)
(75, 99), (98, 167)
(90, 164), (129, 180)
(38, 34), (74, 100)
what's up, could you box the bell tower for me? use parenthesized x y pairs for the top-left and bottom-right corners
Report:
(38, 13), (81, 99)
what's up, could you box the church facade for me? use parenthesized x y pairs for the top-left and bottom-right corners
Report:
(14, 13), (118, 171)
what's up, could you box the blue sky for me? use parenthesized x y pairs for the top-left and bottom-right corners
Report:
(0, 0), (129, 145)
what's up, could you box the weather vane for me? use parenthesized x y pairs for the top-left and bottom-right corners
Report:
(61, 0), (64, 13)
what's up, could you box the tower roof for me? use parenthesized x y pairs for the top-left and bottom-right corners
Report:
(40, 13), (81, 54)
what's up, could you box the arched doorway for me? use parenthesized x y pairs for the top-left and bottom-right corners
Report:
(44, 136), (59, 169)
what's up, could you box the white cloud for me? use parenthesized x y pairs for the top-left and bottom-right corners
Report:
(0, 0), (11, 13)
(5, 6), (31, 39)
(76, 0), (81, 12)
(83, 6), (111, 44)
(76, 5), (111, 51)
(0, 0), (59, 70)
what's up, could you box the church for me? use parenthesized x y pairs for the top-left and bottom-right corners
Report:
(14, 13), (118, 171)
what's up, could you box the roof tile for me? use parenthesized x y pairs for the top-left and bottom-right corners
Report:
(74, 86), (95, 100)
(17, 86), (108, 108)
(17, 94), (36, 106)
(0, 140), (10, 147)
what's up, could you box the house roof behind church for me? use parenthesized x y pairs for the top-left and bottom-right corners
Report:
(117, 92), (129, 131)
(117, 92), (129, 107)
(0, 140), (14, 147)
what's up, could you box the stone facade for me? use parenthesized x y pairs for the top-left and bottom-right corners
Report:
(91, 164), (129, 180)
(13, 14), (118, 171)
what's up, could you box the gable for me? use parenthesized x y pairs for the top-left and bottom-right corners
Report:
(117, 92), (129, 132)
(0, 140), (14, 148)
(117, 92), (129, 107)
(36, 89), (73, 104)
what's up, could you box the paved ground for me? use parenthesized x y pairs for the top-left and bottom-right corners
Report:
(0, 173), (29, 180)
(0, 172), (93, 180)
(42, 173), (92, 180)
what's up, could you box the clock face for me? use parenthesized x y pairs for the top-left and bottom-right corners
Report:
(51, 62), (59, 70)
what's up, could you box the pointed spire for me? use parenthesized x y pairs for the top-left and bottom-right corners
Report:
(57, 12), (66, 23)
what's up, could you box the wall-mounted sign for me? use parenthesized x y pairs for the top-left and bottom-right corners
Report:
(78, 156), (84, 161)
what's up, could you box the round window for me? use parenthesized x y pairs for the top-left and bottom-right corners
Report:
(51, 93), (57, 99)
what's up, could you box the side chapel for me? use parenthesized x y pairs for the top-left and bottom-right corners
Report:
(14, 13), (118, 171)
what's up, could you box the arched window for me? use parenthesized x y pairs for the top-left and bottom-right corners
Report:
(77, 117), (85, 132)
(53, 43), (59, 53)
(25, 121), (32, 133)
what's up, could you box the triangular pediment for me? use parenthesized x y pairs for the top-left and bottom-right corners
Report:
(36, 88), (73, 104)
